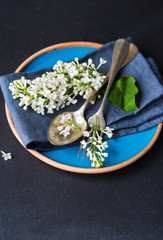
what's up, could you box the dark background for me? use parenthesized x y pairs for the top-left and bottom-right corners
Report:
(0, 0), (163, 239)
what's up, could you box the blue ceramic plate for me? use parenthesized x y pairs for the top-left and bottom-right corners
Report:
(10, 42), (161, 173)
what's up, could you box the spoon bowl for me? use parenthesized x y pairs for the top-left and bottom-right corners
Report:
(48, 111), (87, 145)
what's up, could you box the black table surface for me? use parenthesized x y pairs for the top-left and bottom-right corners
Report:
(0, 0), (163, 239)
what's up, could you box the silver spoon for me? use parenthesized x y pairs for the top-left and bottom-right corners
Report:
(88, 39), (130, 130)
(48, 41), (138, 146)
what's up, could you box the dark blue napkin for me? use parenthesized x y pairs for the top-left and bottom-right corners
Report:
(0, 39), (163, 150)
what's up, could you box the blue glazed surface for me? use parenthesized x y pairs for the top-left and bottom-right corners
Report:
(22, 46), (158, 168)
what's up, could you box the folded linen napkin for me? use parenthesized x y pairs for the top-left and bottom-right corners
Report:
(0, 38), (163, 150)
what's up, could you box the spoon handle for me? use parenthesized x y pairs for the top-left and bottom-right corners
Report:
(79, 41), (137, 114)
(97, 39), (130, 114)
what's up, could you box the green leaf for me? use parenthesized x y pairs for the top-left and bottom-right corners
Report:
(108, 76), (139, 112)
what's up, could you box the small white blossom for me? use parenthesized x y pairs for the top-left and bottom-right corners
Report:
(101, 141), (108, 150)
(100, 57), (107, 65)
(83, 131), (89, 137)
(57, 126), (63, 131)
(1, 151), (12, 161)
(68, 66), (78, 78)
(102, 152), (108, 157)
(57, 60), (63, 67)
(103, 127), (114, 138)
(91, 162), (95, 168)
(60, 125), (71, 137)
(96, 161), (100, 168)
(60, 114), (72, 124)
(80, 140), (87, 149)
(88, 58), (93, 65)
(82, 62), (87, 67)
(97, 58), (107, 69)
(74, 58), (79, 64)
(60, 115), (66, 124)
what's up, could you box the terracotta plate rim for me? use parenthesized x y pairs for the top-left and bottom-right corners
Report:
(5, 41), (162, 174)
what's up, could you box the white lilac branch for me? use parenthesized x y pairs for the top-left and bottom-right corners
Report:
(9, 58), (106, 115)
(80, 115), (114, 168)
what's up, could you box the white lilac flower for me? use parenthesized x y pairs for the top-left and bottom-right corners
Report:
(73, 89), (78, 95)
(1, 151), (12, 161)
(9, 58), (107, 115)
(37, 97), (45, 108)
(96, 57), (107, 70)
(82, 62), (87, 67)
(100, 57), (107, 65)
(74, 58), (79, 64)
(83, 89), (92, 100)
(57, 114), (81, 137)
(91, 162), (95, 168)
(46, 100), (56, 114)
(57, 126), (63, 131)
(68, 66), (78, 78)
(23, 105), (28, 110)
(88, 58), (93, 65)
(96, 161), (100, 168)
(83, 131), (89, 137)
(60, 113), (71, 124)
(18, 95), (30, 107)
(80, 140), (87, 149)
(103, 127), (114, 138)
(57, 60), (63, 67)
(60, 125), (71, 137)
(65, 114), (72, 120)
(36, 107), (44, 115)
(80, 115), (114, 168)
(102, 152), (108, 157)
(60, 115), (66, 124)
(101, 141), (108, 150)
(70, 99), (77, 104)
